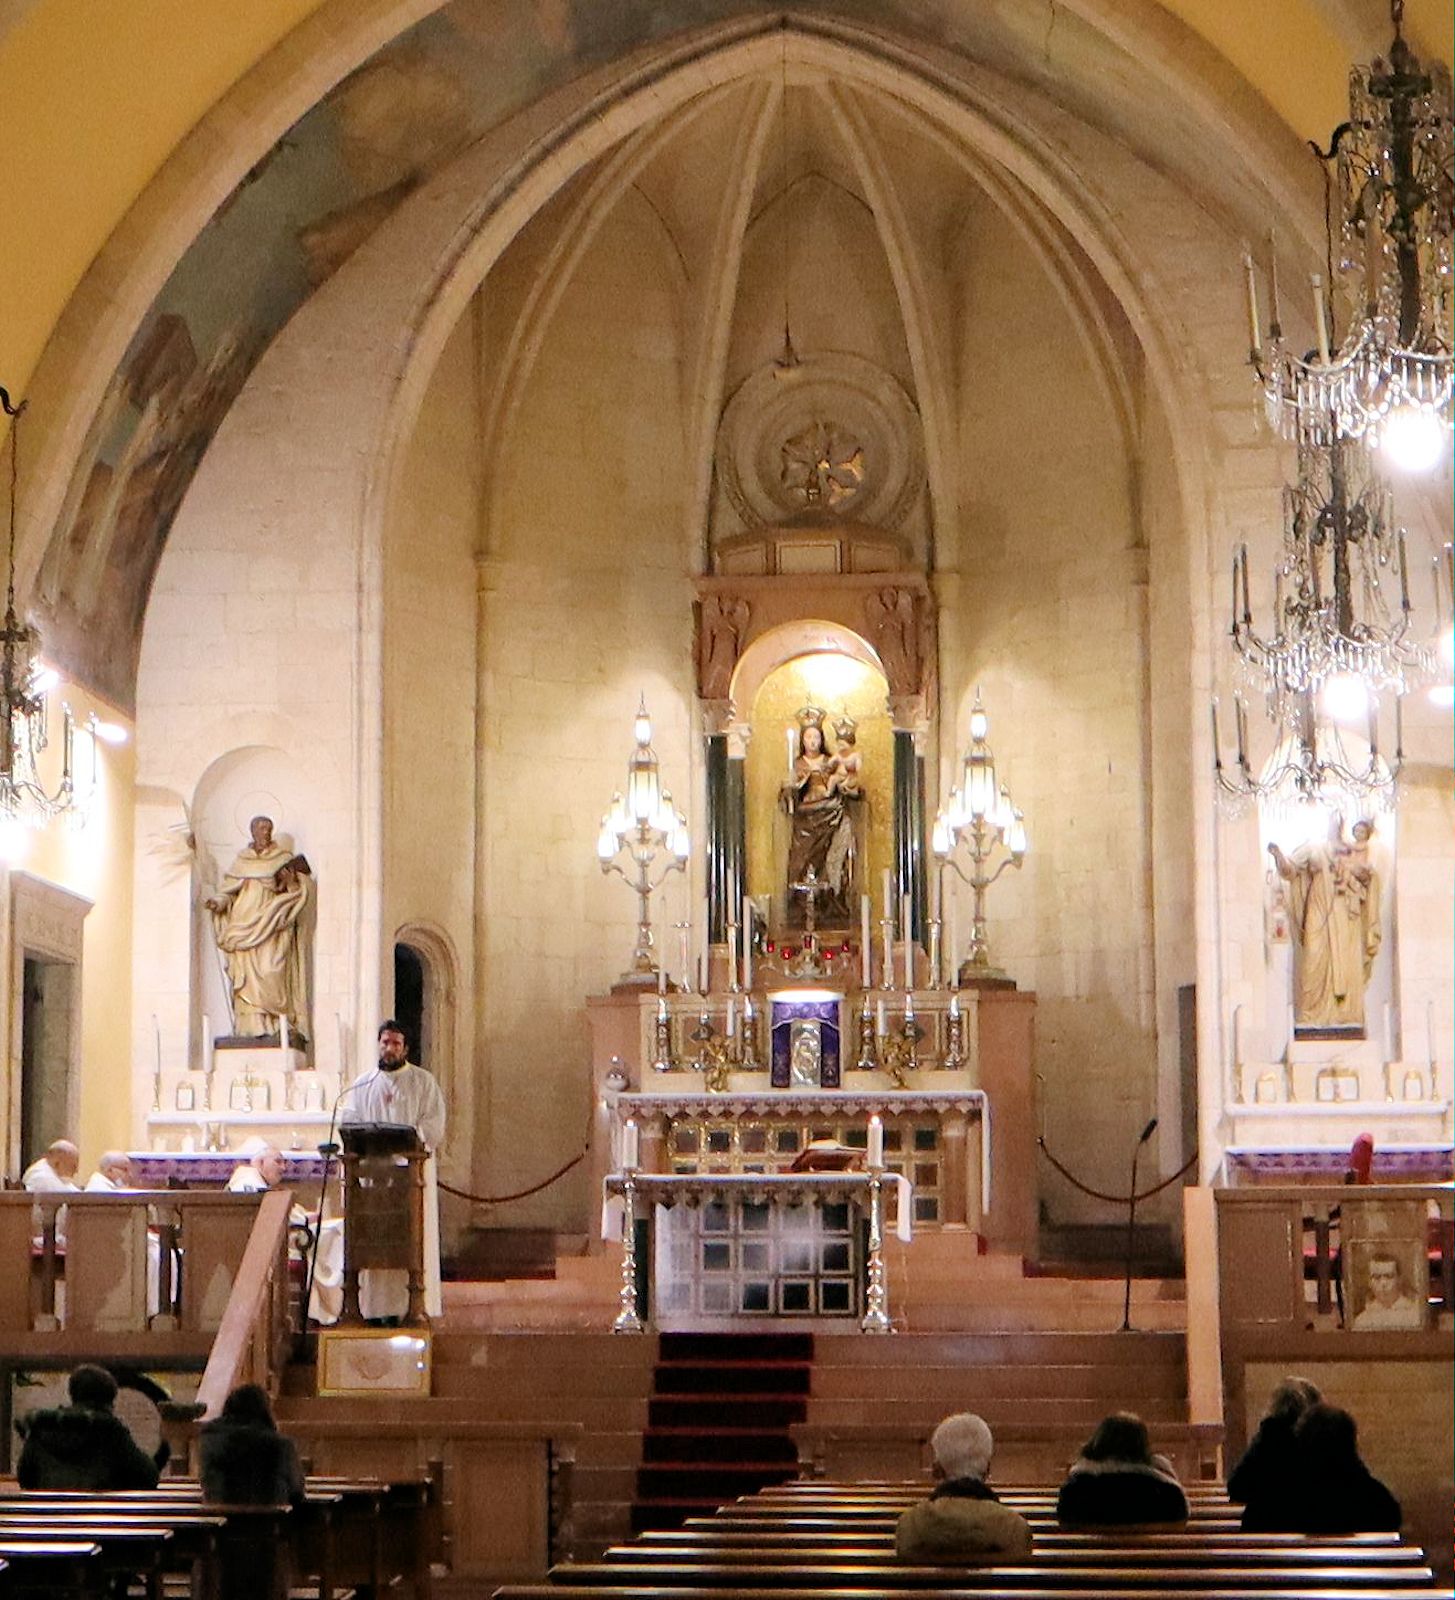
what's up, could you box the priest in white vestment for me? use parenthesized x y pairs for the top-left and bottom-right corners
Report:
(22, 1139), (81, 1192)
(84, 1152), (138, 1191)
(340, 1020), (447, 1319)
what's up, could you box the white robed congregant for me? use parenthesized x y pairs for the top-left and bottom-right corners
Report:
(340, 1021), (447, 1319)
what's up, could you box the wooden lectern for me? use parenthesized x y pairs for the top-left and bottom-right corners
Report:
(338, 1122), (428, 1325)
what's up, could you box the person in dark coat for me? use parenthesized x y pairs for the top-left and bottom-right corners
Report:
(16, 1364), (163, 1490)
(200, 1385), (305, 1600)
(1241, 1402), (1401, 1533)
(1229, 1375), (1321, 1512)
(896, 1413), (1033, 1563)
(1056, 1412), (1189, 1528)
(199, 1383), (305, 1508)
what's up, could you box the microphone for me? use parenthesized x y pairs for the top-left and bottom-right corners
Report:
(1138, 1117), (1159, 1145)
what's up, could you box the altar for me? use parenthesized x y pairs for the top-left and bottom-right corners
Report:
(602, 1170), (910, 1331)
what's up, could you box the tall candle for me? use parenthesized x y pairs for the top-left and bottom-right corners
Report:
(1383, 1002), (1394, 1064)
(948, 901), (959, 988)
(1242, 252), (1262, 355)
(882, 869), (893, 920)
(622, 1117), (639, 1171)
(726, 998), (737, 1038)
(860, 895), (872, 987)
(1428, 1000), (1437, 1069)
(867, 1114), (884, 1168)
(658, 963), (667, 996)
(153, 1014), (162, 1073)
(1231, 1003), (1243, 1066)
(201, 1013), (211, 1071)
(742, 911), (753, 991)
(876, 999), (886, 1036)
(1311, 274), (1331, 364)
(725, 921), (739, 992)
(678, 924), (691, 992)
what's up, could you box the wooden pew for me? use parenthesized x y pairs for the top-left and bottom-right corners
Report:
(0, 1540), (104, 1599)
(643, 1531), (1410, 1551)
(601, 1545), (1428, 1571)
(542, 1561), (1440, 1590)
(507, 1589), (1444, 1600)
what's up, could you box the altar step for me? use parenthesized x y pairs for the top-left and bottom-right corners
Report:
(630, 1332), (808, 1533)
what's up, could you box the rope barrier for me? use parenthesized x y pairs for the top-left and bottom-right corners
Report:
(436, 1103), (595, 1206)
(1037, 1136), (1199, 1205)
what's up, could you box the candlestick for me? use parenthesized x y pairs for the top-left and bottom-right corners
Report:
(621, 1117), (639, 1171)
(860, 895), (872, 987)
(856, 998), (878, 1071)
(945, 992), (964, 1069)
(867, 1114), (884, 1168)
(904, 989), (915, 1023)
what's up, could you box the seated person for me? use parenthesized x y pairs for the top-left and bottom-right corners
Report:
(21, 1138), (80, 1192)
(226, 1138), (284, 1193)
(85, 1150), (139, 1191)
(1229, 1376), (1320, 1510)
(1241, 1402), (1401, 1533)
(201, 1383), (305, 1600)
(17, 1364), (165, 1489)
(1056, 1411), (1188, 1527)
(200, 1383), (305, 1507)
(896, 1413), (1032, 1562)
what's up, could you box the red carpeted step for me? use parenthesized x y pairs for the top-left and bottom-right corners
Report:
(631, 1331), (814, 1533)
(642, 1427), (798, 1464)
(647, 1393), (808, 1430)
(654, 1360), (811, 1395)
(660, 1331), (813, 1362)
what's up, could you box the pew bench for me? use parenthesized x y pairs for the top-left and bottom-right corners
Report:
(543, 1561), (1440, 1590)
(602, 1545), (1428, 1570)
(0, 1539), (104, 1599)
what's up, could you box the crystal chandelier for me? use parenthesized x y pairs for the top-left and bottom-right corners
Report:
(1245, 0), (1453, 468)
(931, 692), (1027, 981)
(596, 698), (690, 982)
(1230, 438), (1436, 722)
(0, 389), (83, 828)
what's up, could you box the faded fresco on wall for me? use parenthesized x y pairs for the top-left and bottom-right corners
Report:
(32, 0), (1134, 706)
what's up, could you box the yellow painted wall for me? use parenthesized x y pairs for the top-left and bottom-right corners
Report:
(1, 0), (1451, 420)
(5, 681), (135, 1170)
(0, 0), (328, 394)
(744, 653), (894, 933)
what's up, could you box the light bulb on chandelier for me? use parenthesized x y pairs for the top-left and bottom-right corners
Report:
(1321, 672), (1370, 723)
(1380, 405), (1447, 474)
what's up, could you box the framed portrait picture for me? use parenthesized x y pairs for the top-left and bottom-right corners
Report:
(1344, 1200), (1428, 1332)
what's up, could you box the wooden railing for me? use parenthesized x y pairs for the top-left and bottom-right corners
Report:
(0, 1190), (271, 1345)
(194, 1188), (293, 1420)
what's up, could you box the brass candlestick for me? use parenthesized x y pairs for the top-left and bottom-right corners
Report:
(860, 1169), (892, 1334)
(944, 1002), (965, 1069)
(856, 999), (879, 1071)
(652, 1005), (675, 1073)
(612, 1173), (644, 1334)
(739, 1002), (762, 1071)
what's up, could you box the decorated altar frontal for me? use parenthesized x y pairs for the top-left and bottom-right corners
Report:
(602, 1170), (910, 1330)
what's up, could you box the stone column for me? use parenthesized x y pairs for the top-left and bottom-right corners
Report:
(702, 698), (746, 943)
(890, 694), (930, 945)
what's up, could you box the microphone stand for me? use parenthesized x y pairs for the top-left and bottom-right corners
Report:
(300, 1070), (374, 1345)
(1120, 1117), (1158, 1333)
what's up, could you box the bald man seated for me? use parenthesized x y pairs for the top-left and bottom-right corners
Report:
(21, 1140), (81, 1193)
(85, 1152), (139, 1192)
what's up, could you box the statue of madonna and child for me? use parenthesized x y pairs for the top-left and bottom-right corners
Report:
(780, 706), (865, 928)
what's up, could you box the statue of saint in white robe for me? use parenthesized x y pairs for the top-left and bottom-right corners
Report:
(208, 828), (312, 1038)
(340, 1063), (447, 1318)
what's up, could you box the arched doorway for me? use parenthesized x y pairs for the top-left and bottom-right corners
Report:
(391, 923), (458, 1096)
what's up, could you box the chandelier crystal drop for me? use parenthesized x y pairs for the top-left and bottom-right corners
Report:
(1248, 1), (1453, 457)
